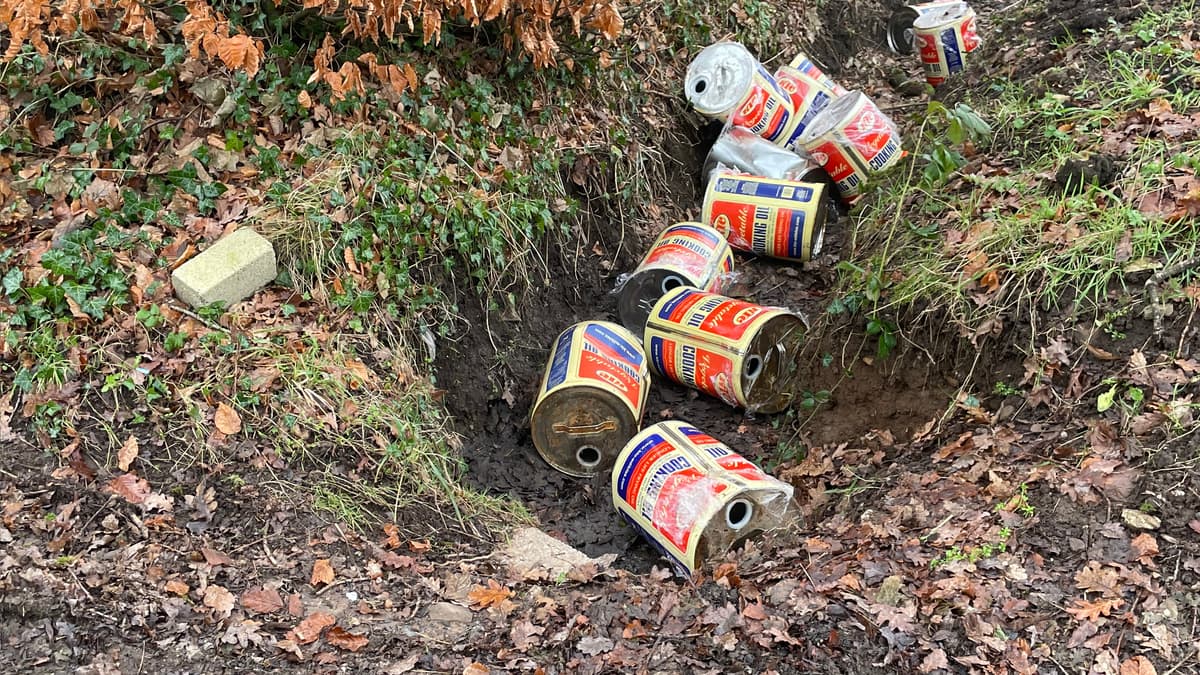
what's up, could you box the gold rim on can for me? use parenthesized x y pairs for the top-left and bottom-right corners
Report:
(617, 222), (735, 334)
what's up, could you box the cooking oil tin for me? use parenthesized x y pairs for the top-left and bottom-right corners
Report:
(774, 66), (838, 151)
(887, 1), (967, 55)
(786, 52), (848, 96)
(798, 91), (902, 203)
(617, 222), (735, 334)
(612, 421), (794, 573)
(531, 321), (650, 477)
(686, 42), (796, 145)
(701, 170), (829, 262)
(913, 3), (980, 85)
(644, 288), (805, 413)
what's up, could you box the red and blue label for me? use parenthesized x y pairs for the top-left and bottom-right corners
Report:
(544, 329), (575, 391)
(583, 323), (644, 370)
(729, 65), (793, 143)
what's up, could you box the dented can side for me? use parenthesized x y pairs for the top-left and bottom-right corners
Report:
(617, 222), (735, 334)
(914, 4), (980, 85)
(702, 124), (820, 185)
(643, 287), (805, 412)
(612, 420), (794, 573)
(701, 171), (829, 262)
(799, 92), (903, 203)
(773, 66), (838, 151)
(887, 1), (965, 54)
(531, 321), (650, 477)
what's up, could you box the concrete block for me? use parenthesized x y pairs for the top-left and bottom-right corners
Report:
(172, 228), (277, 309)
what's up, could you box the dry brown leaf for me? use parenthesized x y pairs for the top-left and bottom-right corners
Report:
(463, 663), (490, 675)
(216, 34), (261, 77)
(117, 435), (139, 471)
(510, 619), (546, 652)
(326, 626), (369, 652)
(1120, 655), (1158, 675)
(1075, 562), (1121, 597)
(242, 587), (284, 614)
(1131, 533), (1160, 566)
(203, 584), (236, 617)
(215, 402), (242, 435)
(311, 558), (335, 586)
(107, 473), (151, 504)
(1066, 597), (1124, 622)
(291, 612), (336, 644)
(164, 579), (190, 596)
(919, 648), (949, 673)
(467, 579), (513, 609)
(202, 547), (234, 566)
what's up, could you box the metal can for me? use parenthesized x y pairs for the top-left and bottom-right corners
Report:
(617, 222), (735, 335)
(786, 52), (848, 96)
(773, 66), (838, 151)
(886, 1), (966, 55)
(644, 287), (806, 413)
(685, 42), (796, 145)
(702, 124), (827, 186)
(701, 170), (830, 262)
(530, 321), (650, 477)
(914, 3), (980, 86)
(612, 420), (794, 573)
(799, 91), (903, 203)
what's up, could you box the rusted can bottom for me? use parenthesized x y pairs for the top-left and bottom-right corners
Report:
(530, 387), (640, 477)
(618, 268), (695, 336)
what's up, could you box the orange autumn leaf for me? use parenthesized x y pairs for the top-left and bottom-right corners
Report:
(468, 579), (513, 609)
(214, 402), (242, 435)
(291, 611), (335, 644)
(1066, 597), (1124, 622)
(216, 34), (260, 76)
(117, 435), (139, 471)
(107, 473), (151, 504)
(311, 558), (335, 586)
(326, 626), (369, 652)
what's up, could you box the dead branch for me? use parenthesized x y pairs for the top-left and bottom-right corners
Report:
(1145, 256), (1200, 346)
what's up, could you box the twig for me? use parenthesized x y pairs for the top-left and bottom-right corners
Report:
(1145, 256), (1200, 346)
(1163, 647), (1200, 675)
(166, 304), (229, 333)
(314, 576), (369, 596)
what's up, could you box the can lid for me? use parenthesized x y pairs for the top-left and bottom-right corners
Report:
(913, 2), (971, 30)
(685, 42), (758, 116)
(798, 91), (863, 145)
(886, 7), (921, 54)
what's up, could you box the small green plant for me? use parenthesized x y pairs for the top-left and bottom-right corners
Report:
(930, 526), (1013, 570)
(1097, 379), (1145, 414)
(993, 381), (1022, 397)
(918, 102), (993, 188)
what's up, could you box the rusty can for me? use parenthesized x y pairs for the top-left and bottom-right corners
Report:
(914, 3), (980, 86)
(617, 222), (735, 335)
(685, 42), (796, 145)
(701, 170), (830, 262)
(799, 91), (903, 203)
(786, 52), (848, 96)
(644, 287), (805, 413)
(612, 420), (794, 573)
(887, 1), (966, 55)
(531, 321), (650, 477)
(773, 66), (838, 151)
(702, 124), (828, 186)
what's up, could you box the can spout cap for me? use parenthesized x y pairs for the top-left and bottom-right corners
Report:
(725, 499), (754, 530)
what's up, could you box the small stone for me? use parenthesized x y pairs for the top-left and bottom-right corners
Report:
(1122, 508), (1161, 531)
(426, 602), (472, 624)
(875, 575), (905, 606)
(502, 527), (592, 578)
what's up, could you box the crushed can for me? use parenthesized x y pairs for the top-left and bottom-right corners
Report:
(701, 170), (830, 262)
(531, 321), (650, 477)
(773, 66), (839, 152)
(686, 42), (796, 145)
(617, 222), (735, 335)
(702, 124), (827, 186)
(914, 3), (980, 86)
(799, 91), (903, 203)
(786, 52), (849, 96)
(644, 287), (806, 413)
(887, 1), (967, 55)
(612, 420), (794, 574)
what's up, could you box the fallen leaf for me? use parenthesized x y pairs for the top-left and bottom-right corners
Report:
(920, 648), (949, 673)
(510, 619), (545, 652)
(117, 435), (139, 471)
(1075, 562), (1121, 597)
(203, 584), (236, 617)
(242, 587), (284, 614)
(202, 547), (234, 566)
(1131, 533), (1159, 566)
(288, 593), (305, 617)
(311, 558), (335, 586)
(326, 626), (368, 652)
(106, 473), (151, 504)
(291, 612), (336, 644)
(1120, 655), (1157, 675)
(463, 663), (490, 675)
(215, 402), (242, 435)
(164, 579), (190, 596)
(577, 635), (615, 656)
(468, 579), (513, 609)
(1066, 597), (1124, 622)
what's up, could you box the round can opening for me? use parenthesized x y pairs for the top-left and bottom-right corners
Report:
(576, 445), (603, 468)
(725, 499), (754, 530)
(661, 275), (687, 295)
(743, 355), (763, 380)
(693, 78), (708, 94)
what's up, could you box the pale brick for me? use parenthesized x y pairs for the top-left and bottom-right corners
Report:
(171, 228), (277, 308)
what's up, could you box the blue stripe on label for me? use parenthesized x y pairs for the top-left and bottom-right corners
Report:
(585, 324), (644, 368)
(717, 177), (815, 203)
(786, 209), (808, 259)
(667, 224), (721, 248)
(544, 328), (575, 392)
(656, 288), (696, 320)
(941, 27), (963, 73)
(754, 63), (791, 101)
(649, 336), (667, 378)
(614, 432), (666, 501)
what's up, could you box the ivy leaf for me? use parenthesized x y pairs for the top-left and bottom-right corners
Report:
(1097, 385), (1117, 413)
(2, 268), (22, 296)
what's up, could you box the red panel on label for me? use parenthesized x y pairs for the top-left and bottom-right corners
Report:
(845, 104), (892, 162)
(692, 347), (737, 403)
(812, 141), (856, 182)
(698, 300), (767, 342)
(653, 470), (724, 550)
(577, 350), (641, 411)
